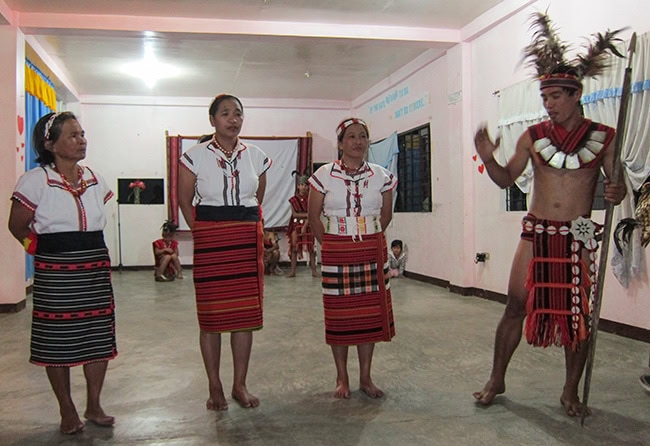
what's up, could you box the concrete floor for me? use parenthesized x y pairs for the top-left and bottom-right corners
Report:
(1, 268), (649, 445)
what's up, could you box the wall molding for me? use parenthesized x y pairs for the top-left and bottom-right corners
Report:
(405, 271), (650, 344)
(0, 299), (26, 313)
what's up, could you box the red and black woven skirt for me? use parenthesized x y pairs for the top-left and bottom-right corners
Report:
(319, 232), (395, 345)
(192, 220), (264, 332)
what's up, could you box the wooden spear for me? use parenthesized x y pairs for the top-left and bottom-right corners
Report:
(581, 32), (637, 426)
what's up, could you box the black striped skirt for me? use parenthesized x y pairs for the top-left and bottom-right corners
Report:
(31, 232), (117, 367)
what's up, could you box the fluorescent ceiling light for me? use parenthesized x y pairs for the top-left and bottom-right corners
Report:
(121, 42), (181, 88)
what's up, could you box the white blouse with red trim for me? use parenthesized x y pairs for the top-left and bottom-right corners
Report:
(12, 164), (113, 234)
(180, 140), (272, 208)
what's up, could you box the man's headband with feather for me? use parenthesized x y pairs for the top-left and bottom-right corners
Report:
(523, 12), (626, 90)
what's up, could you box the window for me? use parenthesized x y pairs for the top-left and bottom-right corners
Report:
(395, 124), (432, 213)
(506, 186), (527, 211)
(592, 171), (606, 210)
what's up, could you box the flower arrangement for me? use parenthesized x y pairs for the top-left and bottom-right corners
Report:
(128, 180), (146, 204)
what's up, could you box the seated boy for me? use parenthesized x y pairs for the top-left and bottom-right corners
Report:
(389, 239), (406, 278)
(263, 230), (283, 275)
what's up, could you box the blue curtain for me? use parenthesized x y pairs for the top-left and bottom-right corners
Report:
(368, 132), (399, 208)
(24, 59), (55, 281)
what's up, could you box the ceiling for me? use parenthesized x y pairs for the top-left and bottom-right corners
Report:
(3, 0), (522, 103)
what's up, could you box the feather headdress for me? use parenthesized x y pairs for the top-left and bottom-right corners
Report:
(523, 12), (626, 90)
(614, 180), (650, 253)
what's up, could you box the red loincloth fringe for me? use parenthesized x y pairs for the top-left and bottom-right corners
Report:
(524, 220), (592, 350)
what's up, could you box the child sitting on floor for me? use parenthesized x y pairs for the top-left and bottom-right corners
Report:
(153, 220), (183, 282)
(388, 239), (406, 278)
(263, 230), (283, 275)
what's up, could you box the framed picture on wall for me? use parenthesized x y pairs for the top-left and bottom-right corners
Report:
(116, 178), (165, 205)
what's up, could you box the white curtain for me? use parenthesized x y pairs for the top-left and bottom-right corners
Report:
(241, 138), (298, 229)
(176, 138), (297, 230)
(497, 32), (650, 193)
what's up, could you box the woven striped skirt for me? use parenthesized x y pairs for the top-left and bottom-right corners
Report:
(320, 232), (395, 345)
(192, 220), (264, 332)
(31, 232), (117, 367)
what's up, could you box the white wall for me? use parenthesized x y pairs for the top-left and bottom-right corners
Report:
(80, 100), (349, 266)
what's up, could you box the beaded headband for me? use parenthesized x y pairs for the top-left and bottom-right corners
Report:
(43, 113), (60, 140)
(336, 118), (368, 138)
(538, 72), (583, 90)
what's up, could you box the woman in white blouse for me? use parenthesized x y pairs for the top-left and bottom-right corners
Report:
(308, 118), (397, 399)
(178, 94), (271, 410)
(9, 112), (116, 434)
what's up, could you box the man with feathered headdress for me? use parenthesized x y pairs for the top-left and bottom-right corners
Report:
(473, 12), (628, 417)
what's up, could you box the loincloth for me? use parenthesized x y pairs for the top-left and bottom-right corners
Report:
(521, 214), (600, 349)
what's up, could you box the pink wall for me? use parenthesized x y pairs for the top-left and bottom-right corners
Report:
(469, 0), (650, 329)
(351, 49), (458, 284)
(0, 23), (27, 306)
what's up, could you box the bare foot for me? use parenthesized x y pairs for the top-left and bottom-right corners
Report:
(473, 379), (505, 405)
(84, 409), (115, 427)
(232, 387), (260, 408)
(334, 379), (351, 399)
(360, 381), (384, 398)
(60, 412), (85, 435)
(560, 394), (591, 417)
(176, 273), (184, 279)
(206, 387), (228, 411)
(311, 270), (320, 278)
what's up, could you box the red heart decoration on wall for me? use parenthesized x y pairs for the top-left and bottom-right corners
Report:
(20, 155), (24, 162)
(21, 142), (25, 148)
(16, 146), (19, 152)
(17, 115), (24, 135)
(478, 164), (485, 174)
(472, 154), (477, 161)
